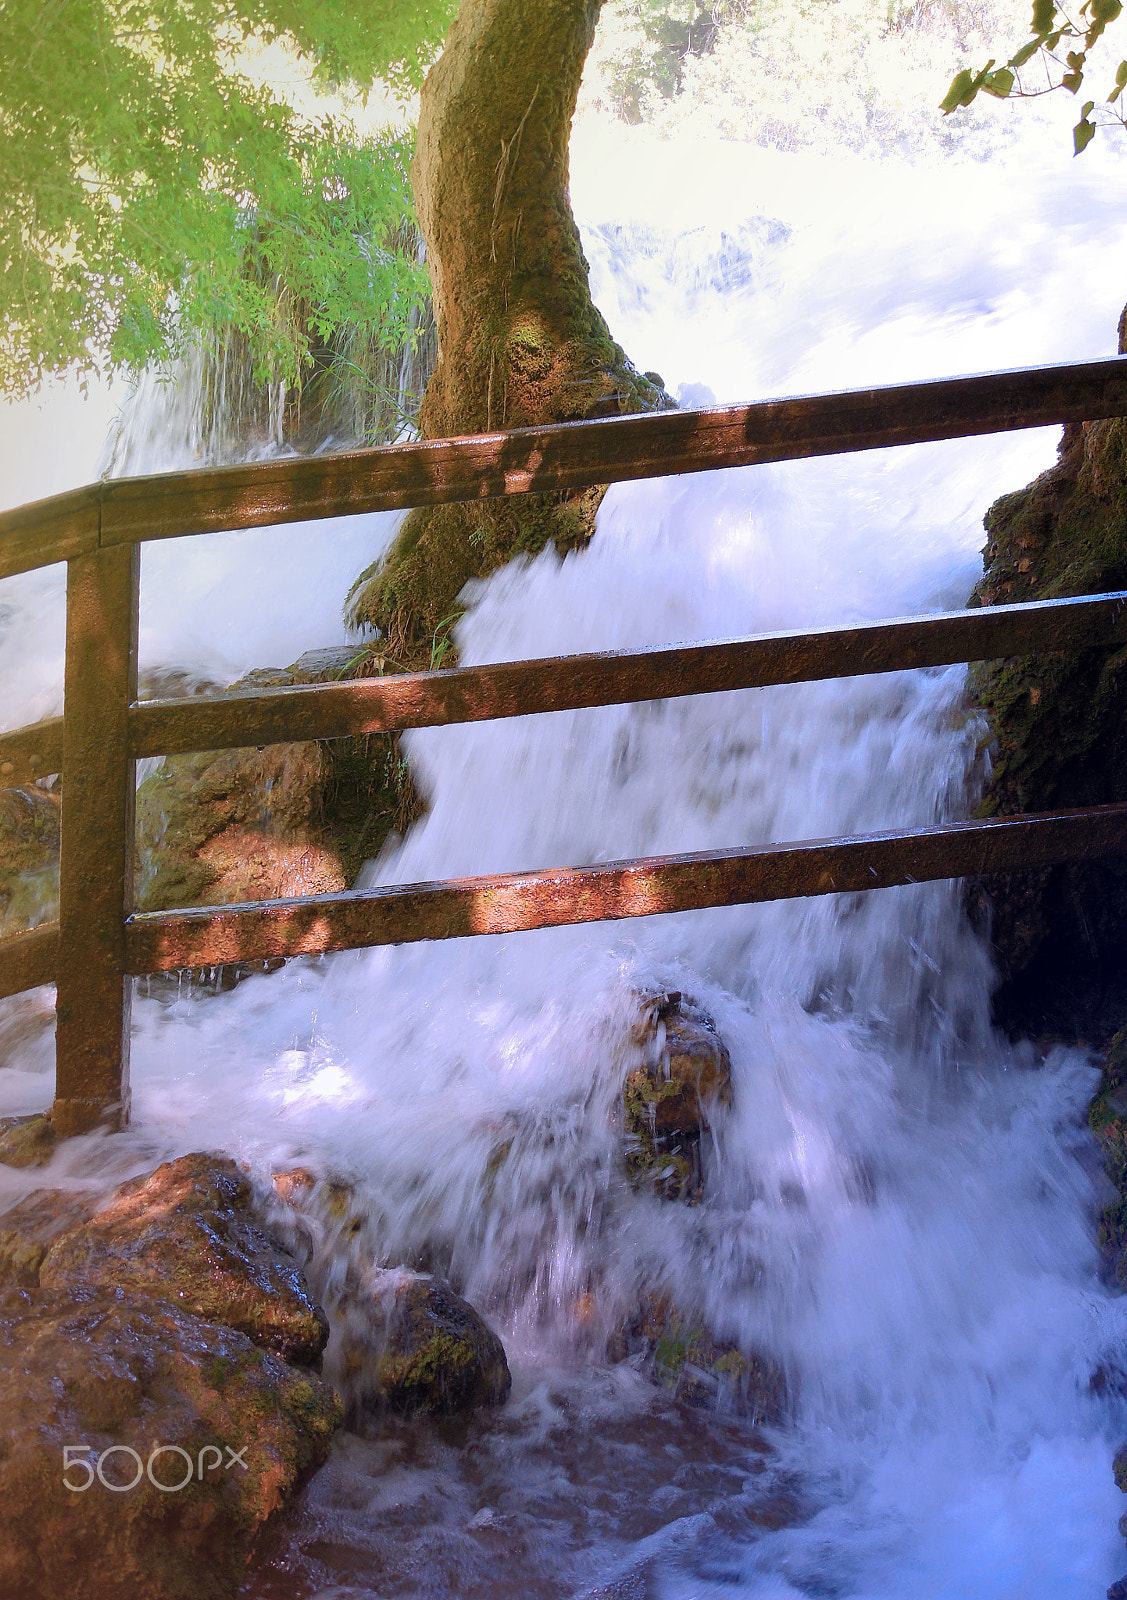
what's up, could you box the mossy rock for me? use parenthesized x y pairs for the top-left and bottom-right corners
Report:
(623, 991), (733, 1202)
(0, 1288), (341, 1600)
(0, 1113), (57, 1170)
(134, 650), (423, 926)
(628, 1295), (786, 1424)
(329, 1270), (511, 1418)
(968, 312), (1127, 1039)
(39, 1153), (330, 1366)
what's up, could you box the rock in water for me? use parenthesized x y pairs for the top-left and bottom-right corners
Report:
(0, 1112), (57, 1168)
(329, 1269), (511, 1416)
(628, 1296), (786, 1425)
(0, 1187), (99, 1286)
(623, 992), (733, 1201)
(0, 1287), (341, 1600)
(39, 1153), (329, 1365)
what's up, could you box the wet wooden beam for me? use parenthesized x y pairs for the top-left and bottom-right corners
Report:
(130, 591), (1127, 757)
(0, 486), (99, 582)
(0, 924), (59, 1000)
(53, 545), (138, 1136)
(0, 718), (65, 787)
(124, 802), (1127, 972)
(92, 358), (1127, 544)
(3, 360), (1126, 568)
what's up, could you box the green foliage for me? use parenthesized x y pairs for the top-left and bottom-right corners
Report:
(940, 0), (1127, 152)
(0, 0), (457, 396)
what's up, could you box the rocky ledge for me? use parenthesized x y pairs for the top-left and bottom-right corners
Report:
(0, 1152), (341, 1600)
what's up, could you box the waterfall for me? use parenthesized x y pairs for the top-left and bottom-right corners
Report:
(4, 114), (1127, 1598)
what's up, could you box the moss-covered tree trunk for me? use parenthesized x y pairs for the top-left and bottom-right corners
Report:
(348, 0), (673, 654)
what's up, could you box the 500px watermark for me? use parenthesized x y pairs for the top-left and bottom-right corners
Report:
(62, 1443), (249, 1493)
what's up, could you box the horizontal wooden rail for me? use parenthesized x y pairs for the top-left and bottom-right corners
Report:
(0, 718), (64, 786)
(125, 803), (1127, 971)
(2, 358), (1126, 581)
(129, 590), (1127, 756)
(0, 923), (59, 1000)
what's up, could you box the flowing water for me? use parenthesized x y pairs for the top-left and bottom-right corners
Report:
(4, 111), (1127, 1598)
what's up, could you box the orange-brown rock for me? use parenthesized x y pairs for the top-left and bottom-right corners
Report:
(39, 1153), (328, 1364)
(0, 1287), (341, 1600)
(0, 1186), (99, 1284)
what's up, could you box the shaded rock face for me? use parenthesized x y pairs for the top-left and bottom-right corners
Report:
(623, 1296), (786, 1426)
(134, 651), (424, 926)
(623, 991), (733, 1201)
(135, 727), (345, 914)
(968, 312), (1127, 1038)
(0, 1287), (340, 1600)
(38, 1153), (329, 1365)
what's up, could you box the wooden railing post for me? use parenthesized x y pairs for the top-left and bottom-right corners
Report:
(53, 543), (139, 1136)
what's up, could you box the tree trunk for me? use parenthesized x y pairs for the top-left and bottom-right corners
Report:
(347, 0), (673, 655)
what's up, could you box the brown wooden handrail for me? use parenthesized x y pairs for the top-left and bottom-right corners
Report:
(128, 590), (1127, 756)
(2, 355), (1127, 1135)
(2, 357), (1125, 581)
(123, 804), (1127, 971)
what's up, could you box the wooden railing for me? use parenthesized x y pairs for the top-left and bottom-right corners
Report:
(4, 356), (1127, 1136)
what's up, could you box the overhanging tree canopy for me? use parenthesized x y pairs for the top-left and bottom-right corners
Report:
(0, 0), (456, 396)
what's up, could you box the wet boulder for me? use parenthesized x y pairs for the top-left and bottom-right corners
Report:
(627, 1295), (786, 1425)
(39, 1152), (329, 1365)
(329, 1269), (511, 1417)
(0, 1111), (57, 1168)
(0, 1186), (99, 1285)
(0, 1286), (341, 1600)
(623, 991), (733, 1201)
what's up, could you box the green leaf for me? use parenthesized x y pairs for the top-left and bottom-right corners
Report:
(983, 68), (1015, 97)
(1032, 0), (1056, 32)
(1074, 115), (1097, 152)
(1062, 70), (1085, 90)
(1083, 97), (1096, 112)
(940, 68), (978, 112)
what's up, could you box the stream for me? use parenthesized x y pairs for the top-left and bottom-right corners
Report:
(3, 109), (1127, 1598)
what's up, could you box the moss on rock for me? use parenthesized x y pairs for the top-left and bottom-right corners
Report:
(968, 309), (1127, 1038)
(0, 1289), (341, 1600)
(39, 1153), (330, 1365)
(623, 991), (733, 1201)
(0, 783), (60, 936)
(627, 1294), (786, 1424)
(328, 1269), (511, 1418)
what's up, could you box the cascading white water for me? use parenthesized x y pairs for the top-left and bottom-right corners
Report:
(4, 106), (1127, 1598)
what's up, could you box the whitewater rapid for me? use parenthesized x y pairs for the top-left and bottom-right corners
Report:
(4, 115), (1127, 1597)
